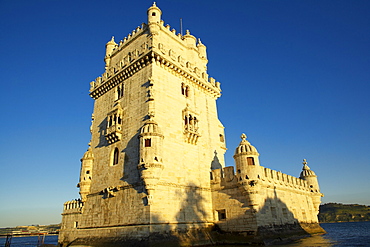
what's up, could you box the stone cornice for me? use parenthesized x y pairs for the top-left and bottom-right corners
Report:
(151, 51), (221, 98)
(90, 53), (152, 99)
(90, 51), (221, 100)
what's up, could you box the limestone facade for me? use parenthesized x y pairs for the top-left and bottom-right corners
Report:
(59, 3), (324, 246)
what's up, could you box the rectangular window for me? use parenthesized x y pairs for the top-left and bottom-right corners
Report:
(145, 139), (151, 147)
(217, 209), (226, 220)
(74, 221), (78, 228)
(247, 157), (255, 166)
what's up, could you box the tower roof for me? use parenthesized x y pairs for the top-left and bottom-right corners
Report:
(234, 133), (259, 156)
(300, 159), (317, 178)
(147, 2), (162, 15)
(140, 114), (162, 136)
(81, 145), (94, 160)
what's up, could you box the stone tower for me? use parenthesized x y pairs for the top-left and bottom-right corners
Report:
(59, 4), (324, 246)
(59, 3), (226, 246)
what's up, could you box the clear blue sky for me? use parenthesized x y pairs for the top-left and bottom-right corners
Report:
(0, 0), (369, 228)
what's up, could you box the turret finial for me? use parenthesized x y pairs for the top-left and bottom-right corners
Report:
(148, 111), (155, 119)
(303, 159), (307, 165)
(153, 2), (156, 6)
(241, 133), (247, 141)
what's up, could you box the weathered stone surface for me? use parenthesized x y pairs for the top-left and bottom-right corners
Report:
(59, 3), (324, 246)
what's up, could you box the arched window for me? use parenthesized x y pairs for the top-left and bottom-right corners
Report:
(113, 148), (119, 165)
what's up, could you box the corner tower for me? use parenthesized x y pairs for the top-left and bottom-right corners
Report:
(59, 3), (226, 246)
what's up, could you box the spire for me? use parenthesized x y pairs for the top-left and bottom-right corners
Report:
(302, 159), (311, 170)
(300, 159), (317, 178)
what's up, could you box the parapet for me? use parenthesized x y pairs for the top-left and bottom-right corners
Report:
(211, 165), (312, 193)
(62, 199), (84, 214)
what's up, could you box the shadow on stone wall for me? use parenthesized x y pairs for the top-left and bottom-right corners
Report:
(211, 151), (222, 170)
(121, 132), (142, 187)
(213, 184), (325, 245)
(95, 118), (108, 148)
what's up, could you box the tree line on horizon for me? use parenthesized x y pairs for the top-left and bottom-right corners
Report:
(319, 203), (370, 223)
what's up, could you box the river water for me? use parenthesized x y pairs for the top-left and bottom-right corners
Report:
(1, 221), (369, 246)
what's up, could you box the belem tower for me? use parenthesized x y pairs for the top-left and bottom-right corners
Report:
(59, 3), (325, 246)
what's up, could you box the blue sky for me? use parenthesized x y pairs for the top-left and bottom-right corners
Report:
(0, 0), (369, 228)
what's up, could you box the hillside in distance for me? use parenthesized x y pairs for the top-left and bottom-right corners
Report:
(319, 203), (370, 223)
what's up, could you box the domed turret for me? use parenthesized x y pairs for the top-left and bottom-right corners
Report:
(234, 134), (261, 211)
(138, 116), (164, 205)
(78, 145), (94, 201)
(104, 36), (117, 68)
(233, 134), (261, 181)
(183, 30), (197, 48)
(299, 159), (323, 214)
(147, 3), (162, 35)
(197, 39), (207, 60)
(299, 159), (320, 193)
(147, 2), (162, 24)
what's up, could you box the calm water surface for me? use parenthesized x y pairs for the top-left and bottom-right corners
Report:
(1, 221), (369, 246)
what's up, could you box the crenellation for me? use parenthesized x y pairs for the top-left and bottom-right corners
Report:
(60, 3), (324, 246)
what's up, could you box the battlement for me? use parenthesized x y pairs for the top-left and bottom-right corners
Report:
(261, 167), (309, 190)
(89, 3), (217, 99)
(62, 199), (84, 214)
(110, 24), (147, 57)
(211, 165), (311, 192)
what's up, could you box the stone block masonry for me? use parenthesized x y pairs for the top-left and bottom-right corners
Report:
(59, 3), (324, 246)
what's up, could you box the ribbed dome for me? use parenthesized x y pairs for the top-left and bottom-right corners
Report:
(140, 119), (161, 135)
(82, 146), (94, 160)
(234, 133), (259, 156)
(300, 159), (317, 178)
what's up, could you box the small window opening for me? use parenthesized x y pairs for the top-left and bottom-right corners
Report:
(210, 172), (213, 180)
(74, 221), (79, 228)
(247, 157), (255, 166)
(181, 83), (189, 97)
(217, 209), (226, 220)
(245, 175), (249, 179)
(219, 134), (224, 142)
(86, 170), (90, 174)
(117, 85), (124, 99)
(154, 157), (158, 161)
(152, 12), (156, 16)
(237, 169), (241, 173)
(113, 148), (119, 165)
(145, 138), (152, 147)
